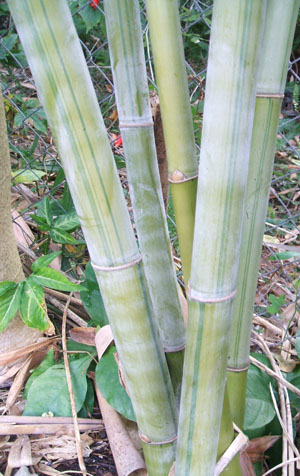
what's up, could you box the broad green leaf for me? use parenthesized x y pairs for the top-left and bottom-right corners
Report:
(23, 355), (92, 416)
(96, 346), (136, 422)
(0, 33), (18, 60)
(80, 261), (108, 326)
(267, 294), (285, 315)
(19, 281), (49, 331)
(284, 367), (300, 412)
(23, 348), (56, 399)
(30, 111), (48, 135)
(78, 378), (94, 418)
(37, 196), (52, 225)
(49, 228), (81, 245)
(30, 214), (51, 231)
(0, 282), (23, 332)
(79, 0), (102, 32)
(11, 168), (46, 184)
(270, 250), (300, 260)
(0, 281), (17, 296)
(244, 364), (275, 430)
(67, 339), (97, 355)
(54, 211), (80, 231)
(31, 267), (83, 292)
(31, 251), (62, 273)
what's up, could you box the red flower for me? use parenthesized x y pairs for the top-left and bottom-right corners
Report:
(90, 0), (99, 9)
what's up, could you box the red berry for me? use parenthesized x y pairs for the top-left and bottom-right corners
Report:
(90, 0), (99, 9)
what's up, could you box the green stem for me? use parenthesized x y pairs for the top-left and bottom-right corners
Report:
(175, 1), (265, 473)
(145, 0), (198, 282)
(7, 1), (178, 472)
(227, 0), (299, 427)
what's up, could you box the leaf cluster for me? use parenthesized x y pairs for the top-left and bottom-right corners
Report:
(0, 251), (83, 332)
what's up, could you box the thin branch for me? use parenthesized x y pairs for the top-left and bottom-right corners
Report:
(62, 294), (86, 476)
(46, 294), (87, 327)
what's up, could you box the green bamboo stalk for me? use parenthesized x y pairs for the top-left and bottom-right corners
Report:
(145, 0), (198, 282)
(102, 0), (185, 401)
(7, 1), (177, 473)
(227, 0), (300, 428)
(175, 1), (266, 474)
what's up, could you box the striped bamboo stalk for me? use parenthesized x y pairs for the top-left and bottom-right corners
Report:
(102, 0), (185, 402)
(145, 0), (198, 282)
(7, 1), (177, 473)
(175, 1), (266, 474)
(227, 0), (300, 428)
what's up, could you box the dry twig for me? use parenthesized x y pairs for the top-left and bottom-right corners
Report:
(62, 294), (86, 475)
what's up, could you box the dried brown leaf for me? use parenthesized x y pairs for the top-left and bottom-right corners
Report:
(8, 436), (40, 468)
(275, 352), (296, 373)
(95, 386), (146, 476)
(0, 361), (24, 386)
(5, 355), (34, 411)
(11, 209), (34, 248)
(69, 327), (97, 346)
(246, 436), (281, 462)
(240, 451), (256, 476)
(0, 337), (59, 366)
(95, 325), (114, 361)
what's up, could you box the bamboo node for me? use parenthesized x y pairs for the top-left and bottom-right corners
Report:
(188, 286), (237, 303)
(168, 170), (198, 183)
(164, 343), (186, 353)
(256, 93), (284, 99)
(92, 256), (142, 272)
(227, 364), (249, 372)
(119, 121), (153, 129)
(139, 433), (177, 445)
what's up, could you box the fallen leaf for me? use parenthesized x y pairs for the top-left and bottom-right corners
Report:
(108, 109), (118, 121)
(246, 435), (281, 462)
(240, 451), (256, 476)
(8, 435), (40, 467)
(11, 209), (34, 248)
(275, 352), (296, 373)
(95, 325), (114, 361)
(70, 327), (97, 346)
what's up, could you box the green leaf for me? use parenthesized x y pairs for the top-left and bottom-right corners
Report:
(23, 348), (56, 399)
(80, 261), (108, 326)
(78, 378), (94, 418)
(23, 355), (92, 416)
(0, 283), (23, 332)
(31, 251), (62, 273)
(267, 293), (285, 315)
(79, 0), (102, 32)
(19, 281), (49, 331)
(0, 33), (18, 60)
(244, 364), (276, 430)
(54, 211), (80, 231)
(37, 196), (52, 225)
(30, 214), (51, 231)
(49, 228), (81, 245)
(269, 251), (300, 260)
(31, 267), (83, 292)
(67, 339), (97, 354)
(11, 168), (46, 184)
(0, 281), (17, 296)
(286, 368), (300, 412)
(96, 346), (136, 422)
